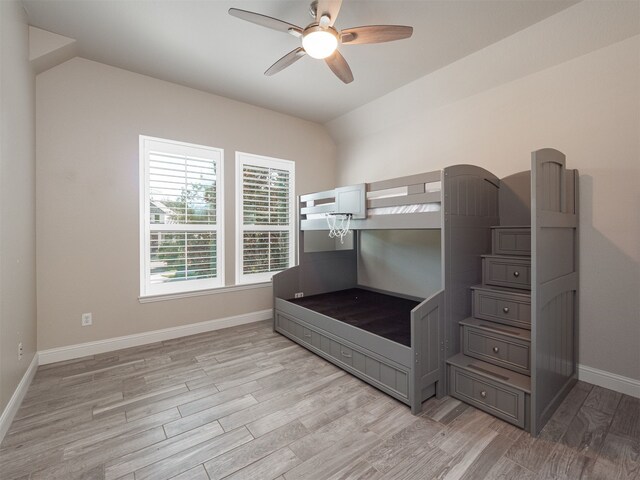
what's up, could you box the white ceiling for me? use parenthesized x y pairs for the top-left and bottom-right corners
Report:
(22, 0), (578, 123)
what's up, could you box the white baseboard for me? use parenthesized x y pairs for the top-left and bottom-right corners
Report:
(0, 353), (39, 443)
(578, 364), (640, 398)
(39, 309), (272, 365)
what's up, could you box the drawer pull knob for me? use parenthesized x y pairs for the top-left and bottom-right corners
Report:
(503, 307), (510, 313)
(304, 333), (311, 338)
(341, 351), (352, 358)
(492, 346), (500, 354)
(480, 390), (487, 398)
(513, 271), (520, 278)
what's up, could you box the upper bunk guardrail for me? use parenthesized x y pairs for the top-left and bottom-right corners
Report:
(299, 188), (337, 217)
(367, 170), (442, 193)
(299, 169), (444, 230)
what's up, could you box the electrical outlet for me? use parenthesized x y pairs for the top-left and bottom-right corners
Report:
(294, 292), (304, 298)
(18, 342), (23, 361)
(81, 312), (93, 326)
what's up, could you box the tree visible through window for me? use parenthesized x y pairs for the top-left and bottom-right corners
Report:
(140, 137), (224, 296)
(236, 153), (295, 284)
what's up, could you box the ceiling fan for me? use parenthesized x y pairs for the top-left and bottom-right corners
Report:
(228, 0), (413, 84)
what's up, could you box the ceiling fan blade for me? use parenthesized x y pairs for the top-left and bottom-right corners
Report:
(316, 0), (342, 26)
(325, 50), (353, 84)
(341, 25), (413, 45)
(265, 48), (306, 76)
(229, 8), (302, 36)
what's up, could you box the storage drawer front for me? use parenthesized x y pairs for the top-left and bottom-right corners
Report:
(330, 341), (353, 367)
(463, 326), (530, 375)
(473, 290), (531, 329)
(449, 365), (525, 428)
(483, 258), (531, 290)
(276, 313), (307, 345)
(492, 229), (531, 256)
(275, 311), (409, 400)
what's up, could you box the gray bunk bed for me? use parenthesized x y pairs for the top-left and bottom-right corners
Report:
(273, 165), (500, 414)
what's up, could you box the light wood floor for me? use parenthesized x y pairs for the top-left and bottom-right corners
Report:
(1, 320), (638, 480)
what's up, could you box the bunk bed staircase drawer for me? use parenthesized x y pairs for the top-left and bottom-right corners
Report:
(462, 323), (531, 375)
(472, 287), (531, 329)
(482, 256), (531, 290)
(449, 365), (526, 428)
(275, 311), (410, 400)
(492, 227), (531, 256)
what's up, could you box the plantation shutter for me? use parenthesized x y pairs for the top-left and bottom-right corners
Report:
(236, 153), (295, 283)
(141, 137), (224, 296)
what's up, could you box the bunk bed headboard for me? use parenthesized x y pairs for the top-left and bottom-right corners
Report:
(442, 165), (500, 383)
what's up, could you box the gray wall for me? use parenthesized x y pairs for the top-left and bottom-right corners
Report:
(36, 57), (336, 350)
(0, 1), (37, 412)
(358, 230), (442, 299)
(328, 29), (640, 380)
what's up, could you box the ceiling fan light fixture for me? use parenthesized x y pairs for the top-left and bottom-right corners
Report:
(229, 2), (414, 84)
(302, 27), (338, 59)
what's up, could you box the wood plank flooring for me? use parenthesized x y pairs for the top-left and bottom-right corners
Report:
(1, 320), (638, 479)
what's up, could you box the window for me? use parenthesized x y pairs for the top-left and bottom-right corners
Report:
(236, 152), (295, 284)
(140, 136), (224, 296)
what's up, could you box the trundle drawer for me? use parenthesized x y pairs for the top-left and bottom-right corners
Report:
(275, 312), (312, 346)
(482, 256), (531, 290)
(275, 311), (409, 400)
(350, 352), (409, 398)
(492, 228), (531, 256)
(329, 340), (353, 367)
(463, 325), (530, 375)
(449, 365), (525, 428)
(472, 288), (530, 329)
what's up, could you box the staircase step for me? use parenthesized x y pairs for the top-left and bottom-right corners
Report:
(460, 317), (531, 342)
(447, 353), (531, 393)
(459, 317), (531, 375)
(471, 284), (531, 299)
(447, 353), (530, 428)
(480, 254), (531, 261)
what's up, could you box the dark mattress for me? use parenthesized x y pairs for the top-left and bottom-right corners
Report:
(289, 288), (419, 347)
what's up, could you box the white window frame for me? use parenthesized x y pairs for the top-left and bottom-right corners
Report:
(235, 152), (295, 285)
(140, 135), (224, 297)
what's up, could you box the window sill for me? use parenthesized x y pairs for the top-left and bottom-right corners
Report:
(139, 281), (272, 304)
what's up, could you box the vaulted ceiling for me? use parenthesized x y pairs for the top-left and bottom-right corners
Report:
(23, 0), (578, 123)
